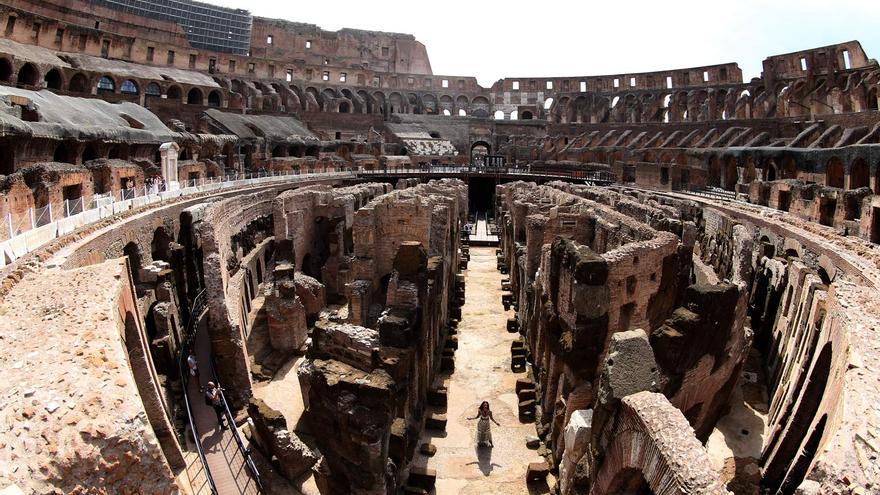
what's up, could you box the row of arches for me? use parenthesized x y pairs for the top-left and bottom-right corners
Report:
(701, 154), (880, 193)
(0, 57), (223, 107)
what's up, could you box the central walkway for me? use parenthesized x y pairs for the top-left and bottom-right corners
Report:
(412, 247), (550, 494)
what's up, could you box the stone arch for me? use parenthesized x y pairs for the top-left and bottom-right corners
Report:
(186, 87), (204, 105)
(338, 101), (351, 113)
(53, 142), (73, 163)
(357, 89), (373, 114)
(96, 75), (115, 94)
(407, 93), (421, 114)
(372, 91), (386, 115)
(388, 92), (404, 114)
(782, 156), (798, 179)
(590, 392), (724, 495)
(421, 93), (437, 114)
(16, 62), (39, 86)
(120, 79), (139, 95)
(707, 155), (721, 188)
(144, 82), (160, 98)
(151, 226), (174, 262)
(521, 110), (533, 120)
(43, 68), (63, 90)
(605, 468), (652, 494)
(0, 57), (12, 82)
(455, 95), (469, 115)
(470, 140), (491, 166)
(826, 157), (844, 188)
(471, 96), (490, 118)
(849, 157), (869, 189)
(763, 342), (833, 491)
(166, 85), (182, 100)
(723, 156), (738, 191)
(123, 241), (143, 285)
(68, 73), (87, 93)
(208, 89), (222, 107)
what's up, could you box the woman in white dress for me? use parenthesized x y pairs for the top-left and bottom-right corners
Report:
(468, 401), (500, 448)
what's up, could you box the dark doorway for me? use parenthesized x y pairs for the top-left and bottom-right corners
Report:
(778, 190), (791, 212)
(872, 208), (880, 245)
(819, 198), (836, 226)
(468, 177), (496, 216)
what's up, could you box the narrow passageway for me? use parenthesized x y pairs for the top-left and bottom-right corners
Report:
(413, 247), (550, 494)
(185, 325), (259, 495)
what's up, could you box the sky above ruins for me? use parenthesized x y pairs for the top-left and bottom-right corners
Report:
(213, 0), (880, 87)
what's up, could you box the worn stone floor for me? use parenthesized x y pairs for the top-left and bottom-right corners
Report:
(411, 246), (551, 494)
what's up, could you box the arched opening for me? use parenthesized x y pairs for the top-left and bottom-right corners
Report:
(521, 110), (533, 120)
(458, 108), (467, 117)
(151, 227), (173, 262)
(442, 109), (451, 116)
(606, 468), (654, 495)
(145, 83), (161, 98)
(782, 156), (797, 179)
(16, 63), (39, 86)
(707, 156), (721, 188)
(81, 144), (98, 163)
(44, 68), (63, 90)
(849, 158), (869, 189)
(493, 110), (505, 120)
(96, 76), (115, 94)
(868, 87), (879, 111)
(470, 141), (491, 167)
(0, 143), (14, 175)
(166, 85), (182, 99)
(207, 90), (222, 107)
(338, 101), (350, 113)
(763, 342), (833, 491)
(120, 79), (138, 95)
(0, 58), (12, 82)
(53, 143), (72, 163)
(543, 97), (554, 110)
(723, 156), (738, 191)
(825, 157), (844, 188)
(68, 73), (89, 93)
(780, 414), (828, 493)
(510, 110), (518, 120)
(186, 88), (203, 105)
(123, 242), (143, 286)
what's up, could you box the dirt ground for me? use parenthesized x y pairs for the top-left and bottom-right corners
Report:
(410, 247), (552, 494)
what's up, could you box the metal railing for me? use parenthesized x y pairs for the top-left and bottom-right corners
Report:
(358, 165), (616, 182)
(178, 290), (218, 495)
(181, 288), (264, 494)
(1, 169), (353, 268)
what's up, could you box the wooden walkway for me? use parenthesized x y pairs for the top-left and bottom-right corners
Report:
(184, 325), (259, 495)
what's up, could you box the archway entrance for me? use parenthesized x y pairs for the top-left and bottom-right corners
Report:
(471, 141), (491, 167)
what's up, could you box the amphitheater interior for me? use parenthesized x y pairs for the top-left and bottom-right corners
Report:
(0, 1), (880, 494)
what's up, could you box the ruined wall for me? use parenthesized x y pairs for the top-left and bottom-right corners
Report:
(297, 179), (466, 494)
(0, 259), (180, 493)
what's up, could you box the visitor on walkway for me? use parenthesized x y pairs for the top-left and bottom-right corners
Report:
(186, 350), (201, 390)
(204, 382), (227, 430)
(468, 401), (500, 448)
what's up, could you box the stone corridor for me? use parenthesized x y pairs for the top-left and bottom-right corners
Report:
(411, 247), (552, 494)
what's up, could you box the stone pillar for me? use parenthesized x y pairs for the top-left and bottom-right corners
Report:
(158, 142), (180, 191)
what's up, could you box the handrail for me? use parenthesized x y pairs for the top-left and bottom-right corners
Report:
(207, 348), (265, 494)
(178, 289), (218, 495)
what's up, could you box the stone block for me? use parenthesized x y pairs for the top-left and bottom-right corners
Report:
(517, 388), (536, 401)
(419, 443), (437, 456)
(408, 467), (437, 491)
(441, 355), (455, 372)
(511, 354), (526, 372)
(518, 399), (536, 417)
(425, 413), (447, 431)
(515, 378), (535, 394)
(427, 388), (448, 407)
(507, 318), (519, 333)
(526, 461), (550, 482)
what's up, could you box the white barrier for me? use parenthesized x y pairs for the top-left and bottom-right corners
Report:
(0, 171), (352, 269)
